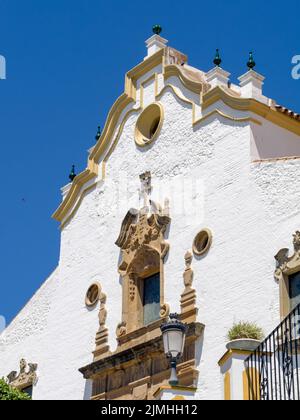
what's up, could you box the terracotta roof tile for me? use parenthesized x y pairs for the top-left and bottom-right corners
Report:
(274, 104), (300, 121)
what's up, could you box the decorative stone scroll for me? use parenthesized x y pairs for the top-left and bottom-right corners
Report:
(93, 285), (110, 361)
(274, 231), (300, 318)
(180, 251), (198, 323)
(7, 359), (38, 390)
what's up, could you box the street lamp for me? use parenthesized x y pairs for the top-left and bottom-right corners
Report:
(160, 313), (187, 386)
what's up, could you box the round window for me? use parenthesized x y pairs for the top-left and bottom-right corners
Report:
(85, 283), (101, 307)
(193, 229), (212, 256)
(135, 103), (164, 147)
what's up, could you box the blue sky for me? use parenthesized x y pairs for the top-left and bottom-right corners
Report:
(0, 0), (299, 325)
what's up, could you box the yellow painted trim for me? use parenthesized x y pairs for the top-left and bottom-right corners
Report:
(126, 49), (165, 86)
(102, 108), (140, 178)
(52, 51), (167, 226)
(153, 385), (197, 398)
(89, 93), (135, 167)
(164, 64), (203, 95)
(156, 85), (261, 127)
(202, 86), (300, 136)
(156, 84), (197, 126)
(60, 183), (97, 230)
(219, 349), (272, 367)
(53, 50), (300, 227)
(243, 368), (260, 400)
(134, 102), (164, 147)
(194, 109), (262, 127)
(52, 170), (96, 222)
(224, 372), (231, 401)
(218, 349), (252, 367)
(172, 396), (185, 400)
(140, 73), (159, 109)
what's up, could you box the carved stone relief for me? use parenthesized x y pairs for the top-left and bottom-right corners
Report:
(180, 251), (198, 323)
(93, 284), (110, 361)
(115, 172), (171, 336)
(274, 231), (300, 318)
(7, 359), (37, 391)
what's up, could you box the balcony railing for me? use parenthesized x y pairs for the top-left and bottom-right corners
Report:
(245, 303), (300, 400)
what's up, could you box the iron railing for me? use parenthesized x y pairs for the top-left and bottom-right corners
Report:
(245, 303), (300, 400)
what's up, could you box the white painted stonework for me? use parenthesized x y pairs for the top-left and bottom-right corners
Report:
(1, 37), (300, 400)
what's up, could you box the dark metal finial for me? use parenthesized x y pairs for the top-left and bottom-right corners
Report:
(247, 51), (256, 70)
(152, 25), (162, 35)
(69, 165), (76, 182)
(213, 49), (222, 67)
(95, 126), (101, 142)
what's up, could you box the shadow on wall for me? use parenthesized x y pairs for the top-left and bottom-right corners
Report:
(83, 379), (93, 400)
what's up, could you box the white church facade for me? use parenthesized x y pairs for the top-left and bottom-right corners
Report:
(1, 29), (300, 400)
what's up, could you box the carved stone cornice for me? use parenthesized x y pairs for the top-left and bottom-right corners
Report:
(7, 359), (37, 390)
(79, 322), (204, 382)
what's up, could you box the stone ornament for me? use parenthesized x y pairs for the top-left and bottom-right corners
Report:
(274, 231), (300, 318)
(7, 359), (38, 390)
(180, 251), (197, 323)
(93, 284), (110, 361)
(193, 228), (212, 257)
(160, 303), (170, 319)
(116, 322), (127, 338)
(115, 172), (171, 337)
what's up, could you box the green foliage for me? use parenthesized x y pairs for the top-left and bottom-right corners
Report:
(227, 321), (264, 342)
(0, 378), (31, 400)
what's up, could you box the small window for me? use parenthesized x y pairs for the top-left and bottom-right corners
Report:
(289, 272), (300, 310)
(85, 283), (100, 307)
(193, 229), (212, 256)
(135, 103), (164, 147)
(143, 273), (160, 326)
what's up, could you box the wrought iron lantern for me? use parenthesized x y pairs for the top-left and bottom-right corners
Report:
(160, 313), (187, 386)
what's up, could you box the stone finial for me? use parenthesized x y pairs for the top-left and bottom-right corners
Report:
(180, 251), (197, 323)
(247, 51), (256, 70)
(183, 251), (193, 288)
(69, 165), (76, 182)
(95, 126), (101, 142)
(152, 25), (162, 35)
(213, 49), (222, 67)
(93, 286), (110, 361)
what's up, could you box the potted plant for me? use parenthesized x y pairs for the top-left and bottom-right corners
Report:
(0, 378), (31, 400)
(226, 321), (264, 352)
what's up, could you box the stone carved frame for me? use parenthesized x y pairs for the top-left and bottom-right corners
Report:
(275, 231), (300, 319)
(115, 195), (171, 337)
(116, 172), (171, 338)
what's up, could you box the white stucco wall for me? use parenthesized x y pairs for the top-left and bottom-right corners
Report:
(1, 57), (300, 401)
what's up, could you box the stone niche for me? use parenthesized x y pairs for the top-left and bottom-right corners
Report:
(79, 322), (204, 400)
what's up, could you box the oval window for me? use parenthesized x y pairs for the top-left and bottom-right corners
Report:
(193, 229), (213, 256)
(85, 283), (101, 307)
(135, 103), (164, 147)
